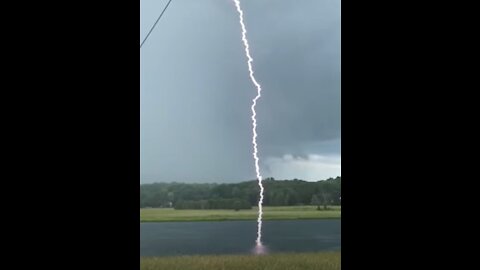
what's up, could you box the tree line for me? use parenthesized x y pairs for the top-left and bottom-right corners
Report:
(140, 177), (341, 210)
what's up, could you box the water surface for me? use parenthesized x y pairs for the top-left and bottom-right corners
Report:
(140, 219), (340, 256)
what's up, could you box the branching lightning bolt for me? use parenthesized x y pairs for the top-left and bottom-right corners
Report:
(233, 0), (264, 247)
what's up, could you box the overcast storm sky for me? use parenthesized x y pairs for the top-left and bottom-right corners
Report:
(140, 0), (340, 183)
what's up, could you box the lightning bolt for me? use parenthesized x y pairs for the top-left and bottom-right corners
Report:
(233, 0), (265, 247)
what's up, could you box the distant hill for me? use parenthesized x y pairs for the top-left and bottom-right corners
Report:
(140, 177), (341, 209)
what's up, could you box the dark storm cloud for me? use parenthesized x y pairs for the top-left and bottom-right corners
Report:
(140, 0), (340, 182)
(242, 0), (341, 157)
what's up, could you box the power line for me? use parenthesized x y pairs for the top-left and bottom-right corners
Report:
(140, 0), (173, 49)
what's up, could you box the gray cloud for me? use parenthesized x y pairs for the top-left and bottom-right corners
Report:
(140, 0), (340, 183)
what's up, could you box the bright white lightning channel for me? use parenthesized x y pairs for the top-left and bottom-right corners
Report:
(233, 0), (265, 247)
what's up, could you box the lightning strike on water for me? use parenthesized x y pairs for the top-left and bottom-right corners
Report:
(233, 0), (265, 248)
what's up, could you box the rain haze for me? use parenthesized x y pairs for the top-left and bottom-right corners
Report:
(140, 0), (340, 183)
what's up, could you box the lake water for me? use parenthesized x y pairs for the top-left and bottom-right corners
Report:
(140, 219), (340, 256)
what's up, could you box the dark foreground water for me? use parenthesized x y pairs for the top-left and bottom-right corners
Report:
(140, 219), (340, 256)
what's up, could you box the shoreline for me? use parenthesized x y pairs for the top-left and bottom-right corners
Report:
(141, 216), (341, 223)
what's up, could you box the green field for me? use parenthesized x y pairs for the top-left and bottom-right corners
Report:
(140, 252), (340, 270)
(140, 205), (341, 222)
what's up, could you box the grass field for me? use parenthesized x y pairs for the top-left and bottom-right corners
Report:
(140, 205), (341, 222)
(140, 252), (340, 270)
